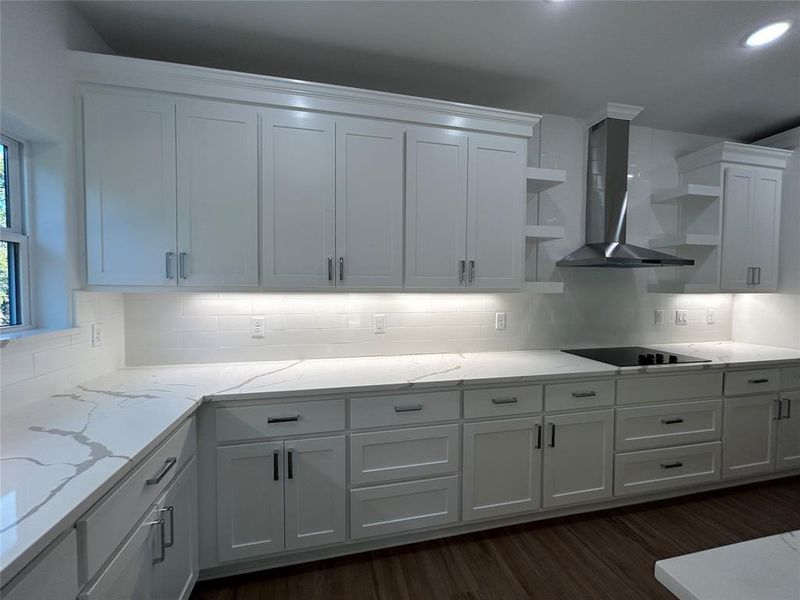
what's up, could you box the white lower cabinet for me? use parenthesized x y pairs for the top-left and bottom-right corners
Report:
(614, 442), (721, 497)
(722, 395), (778, 479)
(2, 530), (78, 600)
(462, 417), (542, 521)
(216, 436), (345, 562)
(542, 410), (614, 508)
(776, 391), (800, 471)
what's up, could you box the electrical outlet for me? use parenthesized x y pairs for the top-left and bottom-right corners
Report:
(495, 312), (507, 330)
(675, 310), (688, 326)
(654, 309), (664, 326)
(373, 314), (386, 334)
(251, 316), (265, 338)
(91, 322), (103, 347)
(706, 308), (715, 325)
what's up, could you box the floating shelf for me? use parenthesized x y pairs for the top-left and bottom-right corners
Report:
(526, 167), (567, 193)
(524, 281), (564, 294)
(647, 282), (720, 294)
(651, 184), (720, 205)
(648, 234), (719, 249)
(525, 225), (566, 240)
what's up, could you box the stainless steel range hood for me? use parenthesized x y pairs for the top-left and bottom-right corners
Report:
(557, 107), (694, 268)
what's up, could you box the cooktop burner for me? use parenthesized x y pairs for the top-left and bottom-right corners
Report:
(562, 346), (711, 367)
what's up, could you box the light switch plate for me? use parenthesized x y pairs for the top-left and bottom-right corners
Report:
(91, 322), (103, 347)
(373, 314), (386, 334)
(675, 310), (688, 326)
(251, 316), (265, 338)
(654, 309), (664, 326)
(495, 312), (506, 330)
(706, 308), (715, 324)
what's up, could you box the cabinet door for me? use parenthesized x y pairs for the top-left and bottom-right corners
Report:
(153, 458), (198, 600)
(463, 417), (542, 521)
(284, 436), (346, 551)
(749, 168), (782, 291)
(722, 395), (778, 479)
(777, 392), (800, 470)
(84, 92), (177, 286)
(216, 442), (284, 562)
(466, 134), (525, 289)
(542, 410), (614, 508)
(335, 118), (404, 289)
(720, 167), (755, 291)
(262, 110), (336, 289)
(177, 99), (259, 287)
(80, 508), (160, 600)
(405, 129), (468, 289)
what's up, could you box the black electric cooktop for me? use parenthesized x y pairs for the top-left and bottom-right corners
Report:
(562, 346), (711, 367)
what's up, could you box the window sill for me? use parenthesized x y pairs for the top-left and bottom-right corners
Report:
(0, 327), (81, 348)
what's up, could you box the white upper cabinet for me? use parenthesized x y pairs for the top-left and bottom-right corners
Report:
(83, 92), (178, 286)
(177, 99), (259, 287)
(335, 118), (404, 289)
(405, 128), (469, 289)
(261, 110), (336, 289)
(467, 134), (525, 289)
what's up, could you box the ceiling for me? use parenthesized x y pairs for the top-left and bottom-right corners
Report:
(73, 0), (800, 140)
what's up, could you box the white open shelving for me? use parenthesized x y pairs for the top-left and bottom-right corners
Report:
(526, 167), (567, 193)
(648, 234), (720, 249)
(650, 184), (720, 205)
(525, 225), (566, 240)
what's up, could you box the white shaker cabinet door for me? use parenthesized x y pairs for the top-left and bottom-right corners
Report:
(216, 442), (284, 562)
(284, 436), (346, 551)
(335, 118), (404, 289)
(777, 392), (800, 471)
(176, 99), (259, 287)
(262, 109), (336, 289)
(542, 410), (614, 508)
(720, 167), (755, 291)
(405, 128), (468, 289)
(83, 92), (178, 286)
(722, 395), (778, 479)
(749, 168), (782, 291)
(462, 417), (542, 521)
(466, 134), (525, 290)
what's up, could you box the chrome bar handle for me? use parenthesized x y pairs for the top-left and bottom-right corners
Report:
(755, 266), (761, 285)
(459, 260), (466, 285)
(775, 398), (784, 420)
(159, 506), (174, 548)
(535, 423), (542, 449)
(287, 449), (294, 480)
(660, 461), (683, 470)
(178, 252), (188, 279)
(661, 417), (684, 425)
(491, 397), (519, 405)
(549, 423), (556, 448)
(748, 378), (769, 384)
(146, 457), (177, 485)
(571, 391), (597, 398)
(339, 256), (344, 281)
(327, 256), (333, 281)
(273, 449), (279, 481)
(746, 267), (752, 285)
(165, 252), (174, 279)
(785, 397), (793, 419)
(145, 518), (166, 564)
(394, 404), (423, 413)
(468, 260), (476, 284)
(267, 415), (300, 423)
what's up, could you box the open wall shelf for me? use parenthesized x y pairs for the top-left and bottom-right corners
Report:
(526, 167), (567, 193)
(649, 234), (719, 249)
(650, 184), (720, 205)
(525, 225), (566, 241)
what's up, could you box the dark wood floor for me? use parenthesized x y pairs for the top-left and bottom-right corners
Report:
(191, 476), (800, 600)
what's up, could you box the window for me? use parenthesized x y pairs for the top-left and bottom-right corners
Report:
(0, 134), (30, 330)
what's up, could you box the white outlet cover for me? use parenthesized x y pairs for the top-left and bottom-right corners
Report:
(495, 312), (507, 330)
(675, 310), (688, 326)
(706, 308), (715, 324)
(251, 316), (265, 338)
(654, 309), (664, 326)
(373, 314), (386, 334)
(91, 322), (103, 347)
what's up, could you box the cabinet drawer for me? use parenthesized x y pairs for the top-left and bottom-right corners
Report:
(350, 391), (459, 429)
(617, 372), (722, 405)
(614, 442), (721, 497)
(724, 369), (780, 396)
(1, 530), (78, 600)
(350, 475), (459, 539)
(545, 380), (614, 411)
(615, 399), (722, 451)
(350, 425), (459, 485)
(216, 399), (345, 442)
(463, 385), (542, 419)
(781, 366), (800, 390)
(78, 417), (196, 584)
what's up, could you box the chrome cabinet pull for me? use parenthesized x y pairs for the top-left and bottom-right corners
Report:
(491, 397), (519, 405)
(535, 423), (542, 449)
(273, 449), (279, 481)
(267, 415), (300, 423)
(459, 260), (466, 285)
(549, 423), (556, 448)
(159, 506), (175, 548)
(754, 266), (761, 285)
(468, 260), (476, 284)
(178, 252), (188, 279)
(661, 417), (684, 425)
(146, 457), (177, 485)
(785, 398), (793, 419)
(339, 256), (344, 281)
(165, 252), (174, 279)
(394, 404), (423, 413)
(571, 391), (597, 398)
(748, 378), (769, 384)
(775, 398), (784, 420)
(327, 256), (333, 281)
(746, 267), (753, 285)
(146, 518), (166, 564)
(287, 449), (294, 480)
(660, 461), (683, 469)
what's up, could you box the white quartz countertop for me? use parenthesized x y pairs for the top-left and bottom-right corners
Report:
(2, 341), (800, 583)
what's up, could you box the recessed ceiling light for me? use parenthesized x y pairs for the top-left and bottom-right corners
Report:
(744, 21), (791, 47)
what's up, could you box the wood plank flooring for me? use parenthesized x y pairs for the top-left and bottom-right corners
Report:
(191, 476), (800, 600)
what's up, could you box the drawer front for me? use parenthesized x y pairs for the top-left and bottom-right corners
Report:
(545, 379), (614, 412)
(350, 475), (459, 539)
(216, 399), (345, 442)
(614, 442), (721, 497)
(615, 399), (722, 451)
(724, 369), (781, 396)
(350, 391), (459, 430)
(617, 372), (723, 405)
(463, 385), (542, 419)
(78, 417), (196, 584)
(2, 530), (78, 600)
(781, 366), (800, 390)
(350, 425), (460, 485)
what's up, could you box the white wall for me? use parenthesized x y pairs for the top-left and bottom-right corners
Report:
(0, 1), (112, 329)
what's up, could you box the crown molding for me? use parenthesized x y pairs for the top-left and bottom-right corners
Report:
(677, 141), (793, 172)
(69, 51), (539, 137)
(586, 102), (644, 127)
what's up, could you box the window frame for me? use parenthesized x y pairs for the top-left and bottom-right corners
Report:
(1, 133), (32, 332)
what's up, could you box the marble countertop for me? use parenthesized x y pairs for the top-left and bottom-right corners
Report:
(3, 341), (800, 583)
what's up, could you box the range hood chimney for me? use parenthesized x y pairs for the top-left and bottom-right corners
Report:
(557, 103), (694, 268)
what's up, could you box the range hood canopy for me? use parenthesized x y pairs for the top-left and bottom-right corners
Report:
(557, 103), (694, 268)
